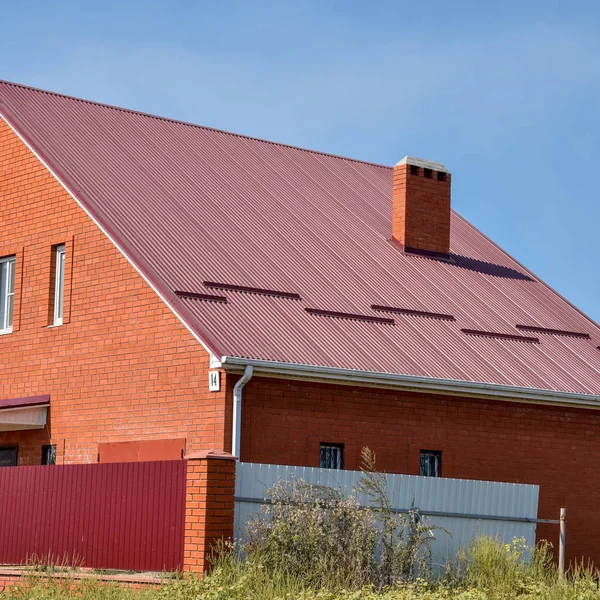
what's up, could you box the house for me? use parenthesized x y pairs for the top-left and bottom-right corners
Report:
(1, 79), (599, 562)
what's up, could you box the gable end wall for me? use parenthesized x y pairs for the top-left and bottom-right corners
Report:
(0, 117), (231, 464)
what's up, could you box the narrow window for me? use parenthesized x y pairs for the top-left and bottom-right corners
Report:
(0, 446), (18, 467)
(420, 450), (441, 477)
(0, 256), (16, 334)
(53, 245), (66, 326)
(320, 443), (344, 469)
(42, 444), (57, 465)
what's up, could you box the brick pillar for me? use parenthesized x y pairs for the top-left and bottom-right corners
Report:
(183, 450), (236, 574)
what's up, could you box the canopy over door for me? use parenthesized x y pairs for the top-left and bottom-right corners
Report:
(0, 395), (49, 431)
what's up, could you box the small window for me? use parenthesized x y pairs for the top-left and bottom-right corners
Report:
(320, 443), (344, 469)
(0, 446), (18, 467)
(0, 256), (16, 334)
(53, 245), (66, 326)
(420, 450), (441, 477)
(42, 445), (57, 465)
(423, 168), (433, 179)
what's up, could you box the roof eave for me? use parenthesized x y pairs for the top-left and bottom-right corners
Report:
(219, 356), (600, 410)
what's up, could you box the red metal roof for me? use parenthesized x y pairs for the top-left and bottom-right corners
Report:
(0, 395), (50, 410)
(2, 80), (600, 396)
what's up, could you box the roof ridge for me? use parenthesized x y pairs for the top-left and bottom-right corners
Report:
(0, 79), (390, 170)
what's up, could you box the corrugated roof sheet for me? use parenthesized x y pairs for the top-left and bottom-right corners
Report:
(2, 80), (600, 396)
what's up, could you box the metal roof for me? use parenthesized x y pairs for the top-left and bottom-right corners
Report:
(0, 395), (50, 410)
(2, 80), (600, 396)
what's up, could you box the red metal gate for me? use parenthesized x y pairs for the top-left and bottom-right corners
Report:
(0, 460), (186, 572)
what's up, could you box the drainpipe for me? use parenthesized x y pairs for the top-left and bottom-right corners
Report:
(232, 365), (253, 459)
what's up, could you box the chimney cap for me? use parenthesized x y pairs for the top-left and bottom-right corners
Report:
(395, 156), (449, 174)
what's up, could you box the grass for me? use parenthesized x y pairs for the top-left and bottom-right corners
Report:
(2, 537), (600, 600)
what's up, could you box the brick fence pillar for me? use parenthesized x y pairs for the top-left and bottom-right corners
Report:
(183, 450), (236, 574)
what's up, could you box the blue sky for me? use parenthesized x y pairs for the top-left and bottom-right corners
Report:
(2, 1), (600, 320)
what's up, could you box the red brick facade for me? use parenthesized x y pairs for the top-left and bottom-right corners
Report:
(0, 117), (231, 464)
(238, 375), (598, 563)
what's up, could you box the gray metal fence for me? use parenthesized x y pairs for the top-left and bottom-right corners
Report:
(235, 462), (539, 569)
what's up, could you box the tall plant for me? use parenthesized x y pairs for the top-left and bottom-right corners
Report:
(356, 447), (440, 586)
(243, 447), (442, 590)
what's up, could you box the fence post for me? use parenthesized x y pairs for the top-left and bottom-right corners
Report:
(558, 507), (566, 580)
(183, 450), (236, 575)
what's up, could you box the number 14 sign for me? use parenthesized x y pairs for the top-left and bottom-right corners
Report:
(209, 370), (221, 392)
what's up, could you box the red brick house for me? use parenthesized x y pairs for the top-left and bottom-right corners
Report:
(1, 80), (600, 562)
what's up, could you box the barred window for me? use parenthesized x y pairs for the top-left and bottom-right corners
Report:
(42, 444), (57, 465)
(320, 443), (344, 469)
(0, 446), (17, 467)
(420, 450), (441, 477)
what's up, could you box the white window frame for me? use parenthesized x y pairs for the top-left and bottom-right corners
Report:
(0, 256), (16, 335)
(53, 245), (66, 326)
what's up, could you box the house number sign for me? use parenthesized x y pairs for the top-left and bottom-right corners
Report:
(208, 370), (221, 391)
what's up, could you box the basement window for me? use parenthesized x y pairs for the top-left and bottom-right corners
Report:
(42, 444), (56, 465)
(320, 443), (344, 470)
(420, 450), (441, 477)
(53, 245), (66, 326)
(0, 446), (17, 467)
(0, 256), (16, 334)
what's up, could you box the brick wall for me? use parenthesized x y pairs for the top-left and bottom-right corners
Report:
(0, 117), (230, 464)
(238, 375), (599, 564)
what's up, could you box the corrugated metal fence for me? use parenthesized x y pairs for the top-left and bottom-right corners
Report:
(0, 461), (186, 572)
(235, 463), (539, 569)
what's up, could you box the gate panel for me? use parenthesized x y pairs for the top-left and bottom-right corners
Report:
(0, 460), (186, 572)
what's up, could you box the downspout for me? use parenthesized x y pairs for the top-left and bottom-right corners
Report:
(232, 365), (253, 459)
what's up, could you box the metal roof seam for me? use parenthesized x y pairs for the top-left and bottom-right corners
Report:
(515, 325), (590, 339)
(371, 305), (456, 321)
(305, 308), (395, 325)
(461, 329), (540, 343)
(202, 281), (301, 299)
(175, 291), (228, 303)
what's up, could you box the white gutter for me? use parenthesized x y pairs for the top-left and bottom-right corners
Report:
(232, 365), (253, 458)
(220, 356), (600, 410)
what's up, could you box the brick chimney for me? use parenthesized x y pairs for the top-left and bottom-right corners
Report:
(392, 156), (451, 256)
